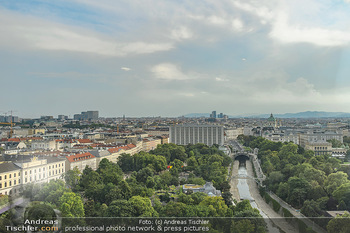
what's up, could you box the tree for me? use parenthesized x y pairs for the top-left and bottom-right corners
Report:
(199, 196), (229, 217)
(326, 211), (350, 233)
(117, 153), (134, 172)
(59, 192), (84, 217)
(187, 156), (198, 171)
(333, 183), (350, 210)
(324, 172), (349, 195)
(34, 179), (69, 207)
(107, 200), (133, 217)
(278, 143), (298, 157)
(327, 139), (343, 148)
(25, 203), (56, 229)
(64, 167), (81, 189)
(79, 167), (101, 190)
(345, 150), (350, 162)
(287, 177), (311, 208)
(128, 196), (157, 217)
(160, 201), (188, 217)
(97, 158), (123, 185)
(300, 200), (323, 217)
(231, 219), (255, 233)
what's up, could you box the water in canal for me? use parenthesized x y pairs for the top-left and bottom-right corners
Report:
(237, 162), (282, 233)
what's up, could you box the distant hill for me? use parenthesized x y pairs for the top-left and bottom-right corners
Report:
(252, 111), (350, 118)
(183, 111), (350, 118)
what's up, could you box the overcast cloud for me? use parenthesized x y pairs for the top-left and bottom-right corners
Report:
(1, 0), (350, 117)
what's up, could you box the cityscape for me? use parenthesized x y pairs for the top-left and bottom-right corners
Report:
(0, 110), (350, 232)
(1, 0), (350, 232)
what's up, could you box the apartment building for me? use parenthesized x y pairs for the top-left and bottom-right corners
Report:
(0, 156), (65, 196)
(65, 152), (97, 172)
(169, 124), (224, 146)
(300, 131), (343, 147)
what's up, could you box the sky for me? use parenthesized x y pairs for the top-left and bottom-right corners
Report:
(1, 0), (350, 118)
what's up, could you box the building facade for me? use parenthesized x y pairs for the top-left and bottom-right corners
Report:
(0, 156), (65, 196)
(170, 124), (224, 146)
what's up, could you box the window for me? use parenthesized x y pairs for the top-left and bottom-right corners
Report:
(14, 173), (16, 178)
(0, 176), (2, 180)
(39, 168), (41, 172)
(14, 180), (16, 185)
(9, 181), (11, 186)
(4, 175), (6, 179)
(25, 171), (27, 175)
(0, 184), (2, 188)
(19, 179), (20, 183)
(25, 178), (27, 182)
(59, 164), (60, 167)
(4, 182), (7, 187)
(30, 170), (32, 174)
(9, 174), (11, 178)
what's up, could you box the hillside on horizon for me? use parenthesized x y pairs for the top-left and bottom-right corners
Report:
(183, 111), (350, 118)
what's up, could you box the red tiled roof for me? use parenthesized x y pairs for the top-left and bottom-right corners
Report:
(108, 144), (136, 153)
(108, 147), (121, 153)
(8, 138), (20, 142)
(77, 139), (92, 144)
(127, 144), (136, 149)
(66, 152), (95, 163)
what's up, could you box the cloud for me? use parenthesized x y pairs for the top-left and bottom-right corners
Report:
(151, 63), (192, 80)
(232, 18), (244, 31)
(208, 16), (227, 26)
(270, 12), (350, 47)
(233, 0), (350, 47)
(215, 77), (229, 82)
(171, 27), (193, 41)
(121, 67), (131, 71)
(0, 10), (174, 56)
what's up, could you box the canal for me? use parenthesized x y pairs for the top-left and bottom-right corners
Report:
(236, 159), (282, 233)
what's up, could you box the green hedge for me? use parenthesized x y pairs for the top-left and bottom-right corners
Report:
(272, 198), (281, 212)
(282, 207), (293, 217)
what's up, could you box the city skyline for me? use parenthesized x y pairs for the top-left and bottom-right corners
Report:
(1, 1), (350, 118)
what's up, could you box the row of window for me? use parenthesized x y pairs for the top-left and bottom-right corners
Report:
(0, 163), (65, 181)
(0, 177), (62, 196)
(314, 147), (328, 150)
(0, 172), (21, 180)
(0, 179), (20, 188)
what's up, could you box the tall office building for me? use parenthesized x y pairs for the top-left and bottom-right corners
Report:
(74, 111), (99, 121)
(170, 124), (224, 146)
(210, 111), (217, 118)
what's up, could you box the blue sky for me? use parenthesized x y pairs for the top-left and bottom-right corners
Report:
(1, 0), (350, 118)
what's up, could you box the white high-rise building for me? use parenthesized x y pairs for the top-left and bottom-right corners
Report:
(170, 124), (224, 146)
